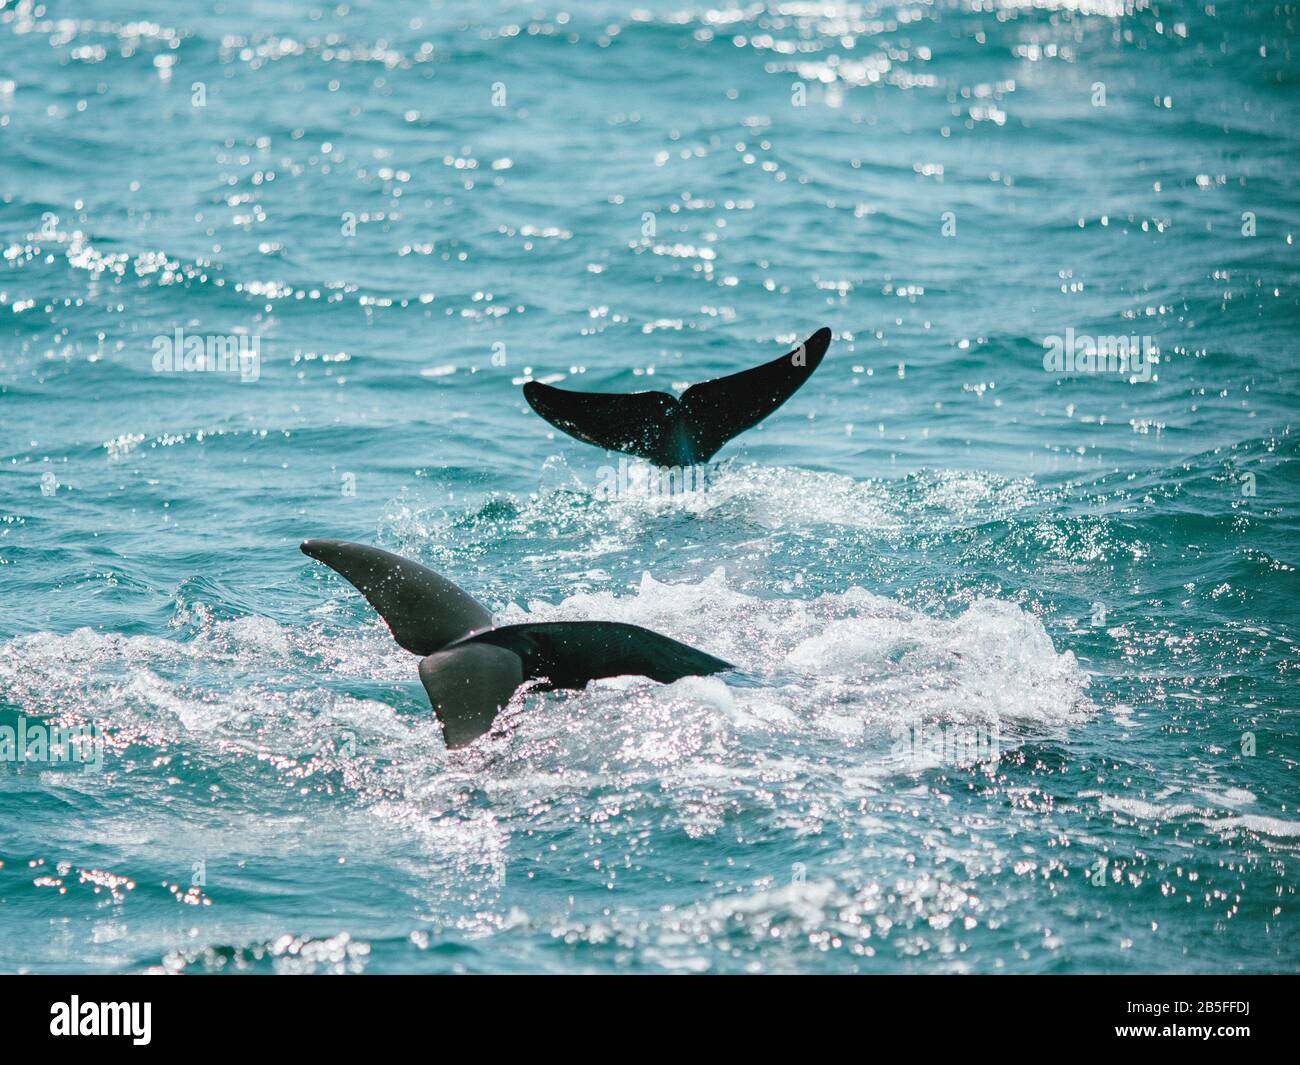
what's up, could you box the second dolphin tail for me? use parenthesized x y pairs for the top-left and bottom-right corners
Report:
(522, 327), (831, 466)
(299, 542), (735, 749)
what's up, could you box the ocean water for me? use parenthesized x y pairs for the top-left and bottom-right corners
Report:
(0, 0), (1296, 974)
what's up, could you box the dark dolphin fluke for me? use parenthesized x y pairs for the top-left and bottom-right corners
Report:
(522, 327), (832, 467)
(300, 539), (491, 654)
(301, 539), (733, 748)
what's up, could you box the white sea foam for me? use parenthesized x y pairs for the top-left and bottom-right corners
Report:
(1, 569), (1088, 800)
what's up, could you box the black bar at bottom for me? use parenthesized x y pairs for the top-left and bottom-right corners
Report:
(0, 973), (1288, 1051)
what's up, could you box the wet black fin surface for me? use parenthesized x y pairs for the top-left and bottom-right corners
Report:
(523, 382), (691, 466)
(679, 327), (830, 461)
(459, 620), (733, 689)
(301, 539), (492, 656)
(522, 328), (830, 466)
(419, 642), (525, 749)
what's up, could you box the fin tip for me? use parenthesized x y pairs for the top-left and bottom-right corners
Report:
(300, 538), (341, 560)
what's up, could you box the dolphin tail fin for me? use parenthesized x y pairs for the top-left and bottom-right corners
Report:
(300, 539), (493, 655)
(521, 327), (831, 466)
(679, 326), (831, 462)
(462, 620), (733, 688)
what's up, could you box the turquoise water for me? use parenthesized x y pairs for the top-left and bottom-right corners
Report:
(1, 0), (1297, 973)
